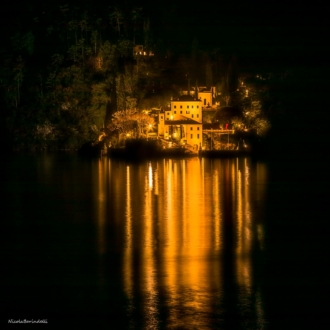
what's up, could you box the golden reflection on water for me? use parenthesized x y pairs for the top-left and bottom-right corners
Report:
(142, 162), (158, 327)
(124, 165), (133, 305)
(95, 157), (268, 328)
(96, 158), (106, 255)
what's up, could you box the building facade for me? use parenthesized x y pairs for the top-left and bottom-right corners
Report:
(158, 95), (203, 148)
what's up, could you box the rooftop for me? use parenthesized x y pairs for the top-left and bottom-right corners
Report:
(165, 118), (201, 125)
(172, 95), (202, 102)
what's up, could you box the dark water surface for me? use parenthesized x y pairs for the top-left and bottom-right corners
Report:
(2, 153), (328, 329)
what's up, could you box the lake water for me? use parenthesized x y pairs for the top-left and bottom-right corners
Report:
(2, 153), (328, 329)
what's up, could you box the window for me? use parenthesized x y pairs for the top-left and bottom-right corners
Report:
(186, 111), (190, 114)
(180, 105), (182, 109)
(197, 127), (200, 130)
(204, 99), (206, 105)
(187, 105), (189, 109)
(161, 116), (163, 119)
(192, 106), (194, 108)
(174, 105), (176, 109)
(180, 111), (182, 114)
(192, 114), (194, 118)
(190, 127), (193, 131)
(197, 106), (199, 108)
(174, 111), (176, 114)
(191, 134), (193, 138)
(197, 134), (200, 139)
(197, 114), (199, 118)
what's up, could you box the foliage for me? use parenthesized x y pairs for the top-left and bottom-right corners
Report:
(213, 106), (243, 126)
(111, 109), (137, 135)
(109, 109), (155, 139)
(0, 2), (154, 150)
(134, 112), (155, 137)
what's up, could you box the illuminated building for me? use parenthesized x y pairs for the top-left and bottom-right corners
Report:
(158, 95), (203, 149)
(157, 88), (233, 150)
(133, 45), (154, 57)
(181, 86), (217, 109)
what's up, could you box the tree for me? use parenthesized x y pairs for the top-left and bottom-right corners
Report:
(131, 7), (143, 45)
(134, 112), (155, 137)
(223, 95), (230, 106)
(226, 55), (239, 94)
(110, 109), (137, 137)
(89, 82), (111, 127)
(204, 53), (213, 89)
(244, 108), (271, 136)
(109, 7), (124, 36)
(143, 18), (152, 51)
(109, 109), (155, 139)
